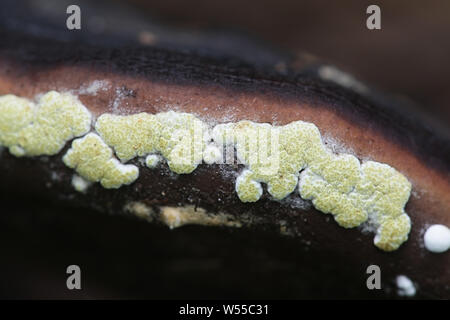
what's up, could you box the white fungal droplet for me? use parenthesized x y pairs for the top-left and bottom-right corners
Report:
(396, 275), (416, 297)
(72, 174), (91, 193)
(424, 224), (450, 253)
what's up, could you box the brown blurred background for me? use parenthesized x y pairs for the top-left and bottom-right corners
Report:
(126, 0), (450, 125)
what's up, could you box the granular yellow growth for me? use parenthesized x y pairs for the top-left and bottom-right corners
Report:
(96, 111), (206, 174)
(235, 169), (263, 202)
(145, 154), (160, 168)
(213, 119), (412, 251)
(95, 113), (160, 162)
(0, 92), (91, 156)
(63, 133), (138, 189)
(0, 91), (413, 251)
(213, 120), (327, 202)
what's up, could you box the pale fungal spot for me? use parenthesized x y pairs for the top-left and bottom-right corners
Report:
(396, 275), (416, 297)
(0, 92), (91, 156)
(424, 224), (450, 253)
(159, 206), (242, 229)
(0, 90), (414, 251)
(124, 201), (154, 221)
(318, 65), (368, 94)
(138, 30), (157, 45)
(50, 171), (61, 182)
(63, 133), (139, 189)
(145, 154), (161, 168)
(322, 134), (355, 155)
(71, 174), (92, 193)
(77, 80), (110, 95)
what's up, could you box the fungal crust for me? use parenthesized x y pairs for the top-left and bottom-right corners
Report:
(0, 92), (414, 251)
(0, 92), (91, 156)
(63, 133), (139, 189)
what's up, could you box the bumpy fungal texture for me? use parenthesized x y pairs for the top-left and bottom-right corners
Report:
(300, 160), (411, 250)
(95, 113), (160, 162)
(63, 133), (139, 189)
(0, 92), (91, 156)
(213, 120), (326, 202)
(213, 119), (412, 251)
(145, 154), (161, 168)
(96, 111), (206, 174)
(0, 90), (413, 251)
